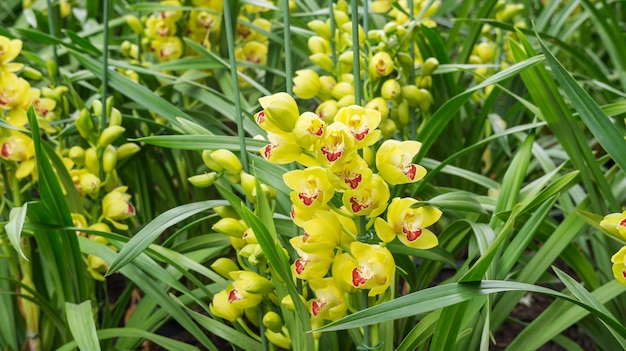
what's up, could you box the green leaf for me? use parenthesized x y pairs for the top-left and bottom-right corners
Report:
(57, 327), (200, 351)
(538, 35), (626, 176)
(5, 203), (29, 260)
(107, 200), (228, 275)
(65, 301), (101, 351)
(420, 191), (487, 215)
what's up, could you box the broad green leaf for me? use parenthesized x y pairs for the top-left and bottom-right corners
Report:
(107, 200), (228, 275)
(65, 301), (101, 351)
(5, 203), (29, 260)
(420, 191), (487, 215)
(538, 35), (626, 176)
(57, 328), (200, 351)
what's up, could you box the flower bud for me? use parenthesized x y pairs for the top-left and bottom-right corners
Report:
(307, 20), (331, 39)
(309, 53), (335, 73)
(103, 169), (118, 192)
(418, 76), (432, 89)
(338, 50), (353, 65)
(116, 143), (140, 160)
(201, 149), (224, 172)
(417, 88), (432, 111)
(257, 92), (300, 134)
(210, 149), (242, 175)
(188, 172), (218, 188)
(22, 67), (43, 80)
(210, 258), (239, 279)
(422, 57), (439, 76)
(330, 81), (353, 100)
(214, 206), (239, 219)
(242, 228), (257, 244)
(212, 218), (247, 238)
(380, 118), (397, 139)
(87, 255), (107, 281)
(102, 145), (117, 173)
(293, 69), (321, 99)
(381, 79), (402, 101)
(76, 109), (95, 140)
(396, 52), (413, 72)
(281, 294), (306, 311)
(476, 42), (495, 62)
(46, 59), (58, 82)
(336, 95), (355, 108)
(231, 271), (274, 294)
(265, 329), (291, 349)
(263, 311), (283, 333)
(496, 3), (524, 21)
(317, 75), (336, 101)
(316, 99), (339, 122)
(230, 237), (246, 250)
(69, 146), (85, 166)
(80, 172), (101, 195)
(85, 147), (99, 174)
(102, 186), (135, 227)
(124, 14), (144, 35)
(98, 126), (125, 147)
(109, 108), (122, 127)
(370, 51), (394, 77)
(308, 36), (329, 54)
(365, 97), (390, 120)
(401, 85), (420, 107)
(397, 99), (410, 126)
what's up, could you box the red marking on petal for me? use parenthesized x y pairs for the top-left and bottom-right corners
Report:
(262, 144), (273, 159)
(1, 143), (11, 158)
(256, 111), (266, 124)
(228, 289), (242, 303)
(345, 174), (362, 189)
(290, 206), (296, 219)
(311, 300), (325, 316)
(295, 257), (308, 275)
(321, 147), (343, 162)
(127, 203), (136, 216)
(404, 164), (417, 180)
(620, 218), (626, 227)
(354, 127), (369, 141)
(402, 227), (422, 242)
(622, 269), (626, 279)
(298, 192), (318, 206)
(313, 127), (324, 137)
(352, 267), (368, 287)
(302, 232), (310, 242)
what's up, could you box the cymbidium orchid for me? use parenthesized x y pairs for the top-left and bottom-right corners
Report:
(283, 167), (334, 211)
(375, 197), (441, 249)
(328, 155), (372, 191)
(290, 241), (334, 280)
(210, 285), (244, 322)
(308, 278), (347, 321)
(332, 241), (395, 296)
(0, 36), (24, 73)
(260, 132), (302, 165)
(256, 92), (300, 134)
(376, 139), (427, 185)
(293, 69), (321, 99)
(0, 72), (31, 127)
(102, 186), (136, 230)
(333, 105), (382, 148)
(342, 174), (389, 217)
(611, 246), (626, 286)
(600, 211), (626, 241)
(316, 121), (357, 166)
(292, 210), (342, 252)
(292, 111), (325, 150)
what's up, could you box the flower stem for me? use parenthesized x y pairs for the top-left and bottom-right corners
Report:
(351, 0), (362, 106)
(283, 0), (293, 95)
(361, 290), (371, 349)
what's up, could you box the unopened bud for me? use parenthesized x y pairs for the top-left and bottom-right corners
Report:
(188, 173), (218, 188)
(69, 146), (85, 166)
(308, 36), (329, 54)
(109, 108), (122, 127)
(22, 67), (43, 80)
(417, 88), (432, 111)
(102, 145), (117, 173)
(381, 79), (402, 101)
(202, 150), (224, 172)
(307, 20), (331, 39)
(231, 271), (274, 294)
(365, 97), (390, 120)
(212, 218), (247, 238)
(210, 149), (242, 175)
(293, 69), (321, 99)
(263, 312), (283, 333)
(401, 85), (420, 107)
(76, 109), (95, 140)
(85, 147), (99, 174)
(98, 126), (125, 147)
(210, 258), (239, 279)
(330, 81), (353, 100)
(309, 53), (335, 73)
(380, 118), (397, 139)
(46, 59), (58, 81)
(116, 143), (140, 160)
(124, 15), (144, 35)
(80, 173), (101, 195)
(422, 57), (439, 76)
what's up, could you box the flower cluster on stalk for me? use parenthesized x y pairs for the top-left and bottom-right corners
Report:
(600, 211), (626, 286)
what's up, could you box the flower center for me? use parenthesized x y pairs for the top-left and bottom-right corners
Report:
(352, 265), (374, 287)
(344, 172), (362, 189)
(1, 142), (12, 158)
(255, 111), (266, 124)
(402, 163), (417, 180)
(311, 299), (327, 317)
(402, 226), (422, 242)
(228, 288), (243, 303)
(620, 218), (626, 227)
(294, 256), (310, 275)
(349, 195), (372, 213)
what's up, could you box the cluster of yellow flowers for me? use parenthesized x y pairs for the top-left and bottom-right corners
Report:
(293, 0), (441, 139)
(0, 34), (139, 281)
(122, 0), (272, 85)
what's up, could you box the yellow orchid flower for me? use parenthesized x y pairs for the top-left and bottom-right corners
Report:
(316, 100), (339, 123)
(230, 271), (274, 294)
(293, 69), (321, 99)
(290, 240), (334, 280)
(157, 0), (183, 23)
(192, 0), (223, 11)
(0, 36), (24, 73)
(210, 285), (244, 322)
(0, 72), (31, 126)
(284, 167), (335, 211)
(145, 17), (177, 39)
(342, 174), (389, 217)
(150, 37), (183, 62)
(1, 132), (34, 162)
(261, 132), (302, 164)
(374, 197), (441, 249)
(292, 111), (325, 149)
(370, 51), (394, 77)
(256, 92), (300, 134)
(600, 211), (626, 241)
(332, 241), (395, 296)
(308, 278), (347, 321)
(291, 210), (343, 252)
(334, 105), (382, 148)
(376, 139), (427, 185)
(328, 154), (372, 191)
(611, 246), (626, 286)
(102, 186), (135, 230)
(188, 10), (220, 33)
(316, 121), (356, 166)
(242, 41), (268, 65)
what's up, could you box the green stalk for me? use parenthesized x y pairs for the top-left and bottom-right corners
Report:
(223, 0), (249, 174)
(101, 0), (110, 130)
(329, 0), (337, 67)
(361, 290), (371, 349)
(351, 0), (362, 105)
(45, 0), (58, 85)
(408, 0), (417, 140)
(283, 0), (293, 95)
